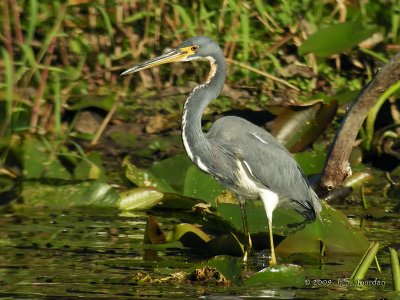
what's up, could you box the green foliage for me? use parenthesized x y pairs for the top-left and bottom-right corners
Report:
(299, 21), (378, 57)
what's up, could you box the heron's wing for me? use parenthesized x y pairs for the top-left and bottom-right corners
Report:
(207, 116), (321, 219)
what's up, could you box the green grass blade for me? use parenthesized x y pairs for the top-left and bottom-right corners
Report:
(52, 72), (61, 137)
(351, 241), (380, 282)
(173, 4), (196, 36)
(391, 0), (400, 43)
(2, 48), (13, 118)
(94, 4), (114, 43)
(390, 247), (400, 291)
(240, 10), (250, 62)
(365, 80), (400, 150)
(36, 3), (66, 64)
(26, 0), (38, 44)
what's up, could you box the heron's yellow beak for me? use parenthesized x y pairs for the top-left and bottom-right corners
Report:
(120, 46), (195, 76)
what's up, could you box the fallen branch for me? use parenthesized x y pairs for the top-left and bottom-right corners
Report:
(319, 53), (400, 191)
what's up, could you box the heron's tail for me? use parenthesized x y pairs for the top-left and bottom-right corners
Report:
(292, 189), (322, 222)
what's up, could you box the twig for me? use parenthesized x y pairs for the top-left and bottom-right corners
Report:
(29, 38), (56, 133)
(226, 58), (300, 92)
(90, 94), (122, 146)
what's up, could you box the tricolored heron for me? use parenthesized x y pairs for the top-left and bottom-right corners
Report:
(121, 36), (322, 266)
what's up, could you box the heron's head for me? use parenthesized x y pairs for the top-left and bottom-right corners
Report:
(121, 36), (223, 76)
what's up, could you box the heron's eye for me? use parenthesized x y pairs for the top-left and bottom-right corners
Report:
(191, 45), (199, 52)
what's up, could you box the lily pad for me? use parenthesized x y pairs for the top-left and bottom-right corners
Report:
(189, 255), (243, 281)
(166, 223), (212, 246)
(118, 187), (164, 210)
(183, 165), (226, 206)
(150, 154), (192, 193)
(122, 157), (176, 193)
(244, 264), (305, 287)
(276, 202), (370, 257)
(20, 180), (120, 208)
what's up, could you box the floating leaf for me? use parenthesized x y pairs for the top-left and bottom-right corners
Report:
(157, 193), (207, 210)
(299, 21), (378, 57)
(122, 157), (176, 193)
(149, 154), (192, 193)
(188, 256), (243, 281)
(20, 180), (120, 208)
(293, 143), (327, 176)
(183, 165), (226, 206)
(276, 202), (369, 257)
(166, 223), (212, 248)
(244, 264), (305, 287)
(118, 187), (164, 210)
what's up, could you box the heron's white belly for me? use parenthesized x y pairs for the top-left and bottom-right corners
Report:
(236, 160), (279, 220)
(235, 160), (263, 198)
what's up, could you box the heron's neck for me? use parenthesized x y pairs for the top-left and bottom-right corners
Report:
(182, 56), (226, 165)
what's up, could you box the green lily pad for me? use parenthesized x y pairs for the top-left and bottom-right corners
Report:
(118, 187), (164, 210)
(166, 223), (212, 246)
(293, 143), (327, 176)
(276, 202), (369, 257)
(20, 180), (120, 208)
(122, 157), (176, 193)
(244, 264), (305, 287)
(183, 165), (226, 206)
(150, 154), (192, 193)
(188, 256), (243, 281)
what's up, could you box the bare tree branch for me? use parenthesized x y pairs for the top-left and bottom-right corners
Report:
(319, 53), (400, 191)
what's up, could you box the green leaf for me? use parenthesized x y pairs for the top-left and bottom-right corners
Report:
(299, 21), (378, 57)
(244, 264), (305, 287)
(293, 143), (327, 176)
(74, 152), (107, 180)
(118, 187), (164, 211)
(20, 180), (120, 208)
(276, 202), (370, 257)
(271, 102), (337, 152)
(123, 158), (176, 193)
(22, 136), (71, 180)
(183, 165), (226, 206)
(188, 256), (243, 281)
(165, 223), (212, 248)
(149, 154), (192, 193)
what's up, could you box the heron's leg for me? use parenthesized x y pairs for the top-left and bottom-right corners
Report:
(259, 189), (279, 266)
(268, 217), (277, 266)
(238, 196), (252, 262)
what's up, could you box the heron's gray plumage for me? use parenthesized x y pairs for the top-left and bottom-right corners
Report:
(206, 116), (321, 220)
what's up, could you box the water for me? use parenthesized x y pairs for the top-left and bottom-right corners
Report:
(0, 194), (398, 299)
